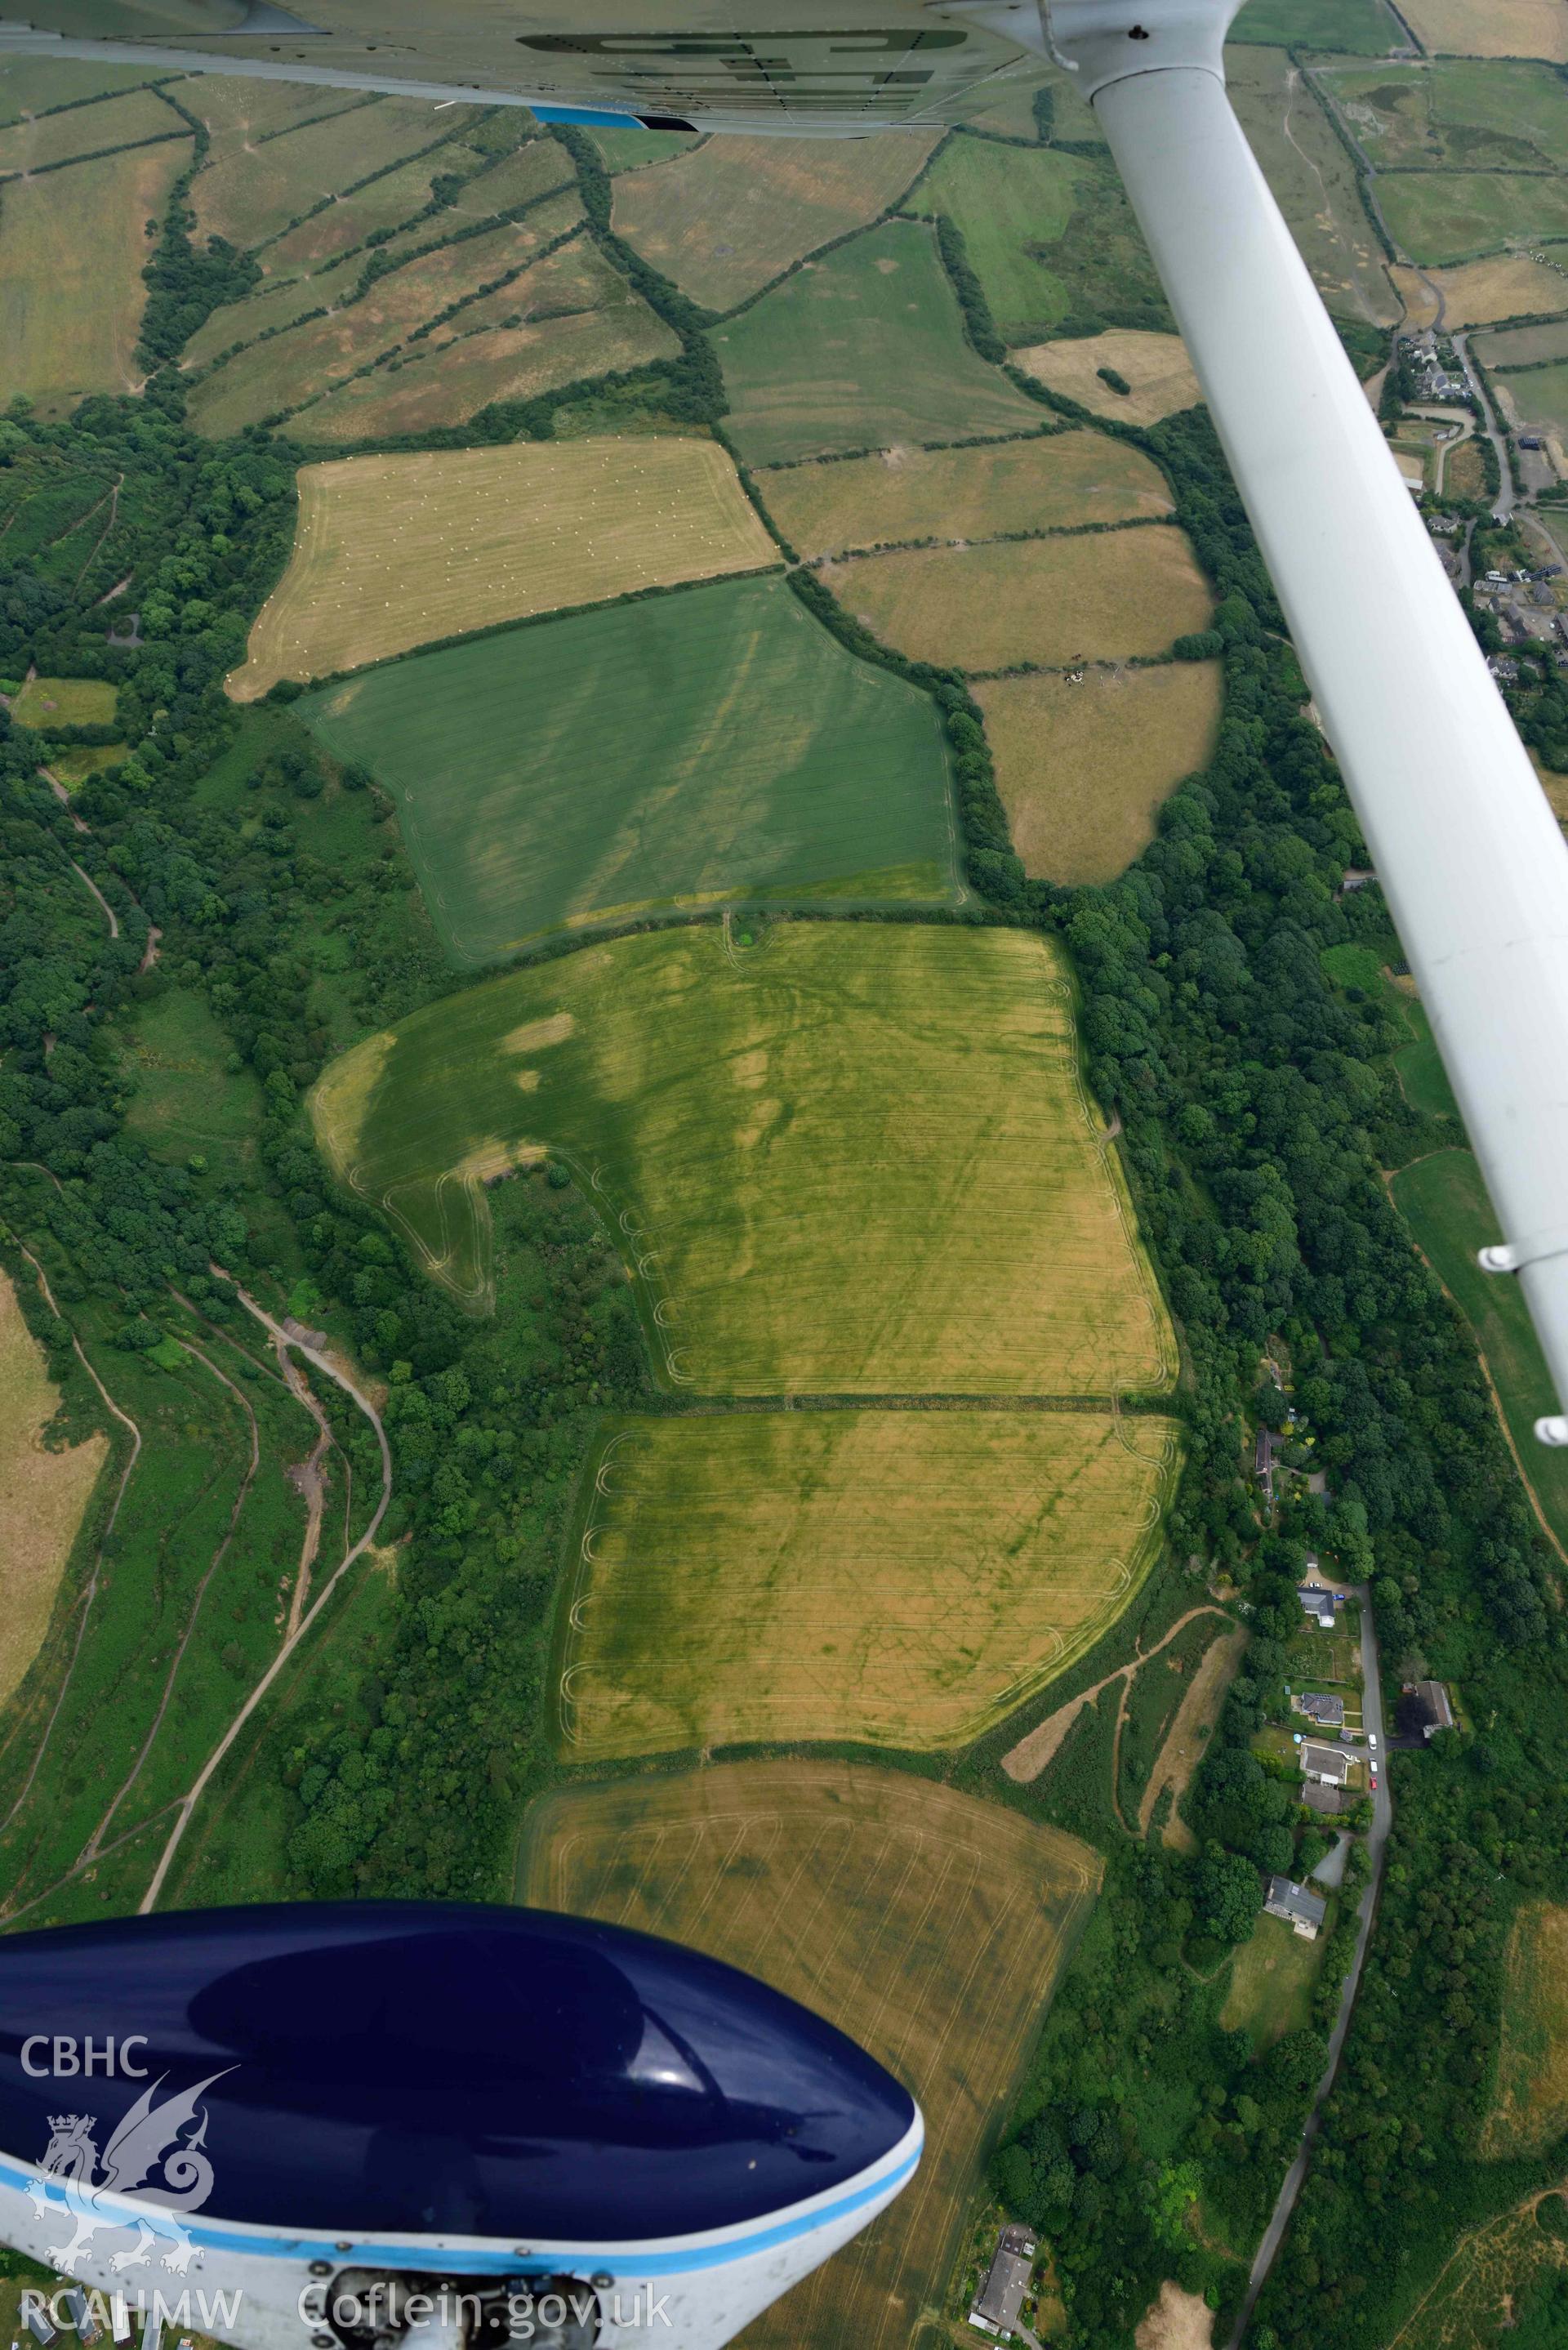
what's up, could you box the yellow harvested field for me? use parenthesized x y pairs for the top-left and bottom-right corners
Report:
(1482, 1902), (1568, 2156)
(296, 305), (676, 444)
(759, 427), (1173, 557)
(1400, 0), (1568, 56)
(560, 1407), (1179, 1759)
(1392, 253), (1568, 326)
(0, 86), (180, 176)
(611, 132), (940, 311)
(0, 1271), (106, 1712)
(1014, 330), (1202, 425)
(191, 96), (457, 247)
(0, 142), (190, 414)
(519, 1761), (1101, 2350)
(826, 527), (1212, 670)
(233, 437), (777, 696)
(191, 203), (586, 435)
(979, 661), (1223, 883)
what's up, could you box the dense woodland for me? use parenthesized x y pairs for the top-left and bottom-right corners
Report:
(3, 101), (1568, 2350)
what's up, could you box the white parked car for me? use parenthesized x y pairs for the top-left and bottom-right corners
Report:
(1368, 1732), (1379, 1749)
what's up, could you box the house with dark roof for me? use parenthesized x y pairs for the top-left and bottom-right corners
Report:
(1303, 1781), (1344, 1818)
(969, 2225), (1037, 2339)
(1263, 1875), (1328, 1939)
(1292, 1690), (1345, 1728)
(1399, 1679), (1455, 1741)
(1300, 1740), (1352, 1787)
(1297, 1585), (1337, 1628)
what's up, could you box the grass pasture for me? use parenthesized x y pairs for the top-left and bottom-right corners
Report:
(0, 56), (168, 118)
(122, 990), (267, 1169)
(1483, 1902), (1568, 2160)
(519, 1761), (1102, 2350)
(1378, 171), (1568, 267)
(717, 216), (1041, 465)
(1327, 59), (1568, 171)
(190, 96), (466, 249)
(1386, 2189), (1568, 2350)
(590, 126), (701, 173)
(0, 140), (189, 412)
(1013, 328), (1201, 423)
(1391, 1149), (1568, 1561)
(826, 526), (1213, 671)
(189, 201), (588, 437)
(758, 427), (1173, 556)
(0, 84), (180, 176)
(11, 676), (116, 729)
(1477, 318), (1568, 368)
(234, 436), (777, 695)
(311, 921), (1176, 1394)
(299, 575), (952, 961)
(978, 661), (1223, 883)
(1220, 1911), (1330, 2049)
(1228, 0), (1400, 46)
(1398, 0), (1568, 59)
(559, 1407), (1180, 1758)
(908, 136), (1166, 342)
(612, 132), (939, 312)
(1494, 359), (1568, 444)
(1227, 49), (1399, 324)
(0, 1271), (107, 1714)
(262, 138), (573, 276)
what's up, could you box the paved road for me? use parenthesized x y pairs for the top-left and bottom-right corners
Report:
(1226, 1586), (1392, 2349)
(1451, 333), (1516, 523)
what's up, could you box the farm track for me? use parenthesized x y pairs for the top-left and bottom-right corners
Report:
(1000, 1605), (1233, 1784)
(138, 1271), (392, 1913)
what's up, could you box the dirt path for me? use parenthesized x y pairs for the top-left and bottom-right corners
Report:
(40, 769), (90, 833)
(0, 1240), (142, 1835)
(68, 858), (118, 937)
(1143, 1624), (1249, 1845)
(78, 1338), (260, 1866)
(138, 1273), (393, 1913)
(273, 1340), (334, 1639)
(1002, 1606), (1232, 1784)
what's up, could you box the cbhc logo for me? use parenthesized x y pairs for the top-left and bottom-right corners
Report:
(20, 2038), (149, 2078)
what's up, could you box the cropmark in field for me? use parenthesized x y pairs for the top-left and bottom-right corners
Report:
(979, 661), (1223, 884)
(1014, 328), (1201, 425)
(1482, 1901), (1568, 2158)
(300, 575), (955, 962)
(1325, 59), (1568, 171)
(310, 921), (1176, 1394)
(717, 216), (1041, 466)
(611, 131), (940, 312)
(234, 436), (777, 696)
(0, 140), (191, 413)
(559, 1407), (1180, 1759)
(519, 1761), (1101, 2350)
(759, 428), (1173, 559)
(826, 526), (1213, 671)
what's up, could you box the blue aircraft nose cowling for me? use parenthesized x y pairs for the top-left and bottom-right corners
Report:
(0, 1905), (915, 2243)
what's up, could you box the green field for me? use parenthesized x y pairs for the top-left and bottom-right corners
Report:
(1477, 317), (1568, 367)
(1391, 1149), (1568, 1558)
(1220, 1910), (1332, 2047)
(716, 216), (1042, 465)
(559, 1407), (1180, 1755)
(908, 137), (1167, 341)
(1496, 359), (1568, 441)
(0, 55), (167, 118)
(11, 675), (116, 729)
(1328, 58), (1568, 170)
(299, 576), (956, 962)
(1379, 170), (1568, 266)
(122, 990), (267, 1166)
(311, 921), (1177, 1393)
(1228, 50), (1401, 325)
(1228, 0), (1400, 49)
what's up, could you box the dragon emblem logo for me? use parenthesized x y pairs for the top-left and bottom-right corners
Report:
(27, 2073), (230, 2275)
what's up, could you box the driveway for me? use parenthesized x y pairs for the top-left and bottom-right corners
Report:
(1226, 1585), (1392, 2348)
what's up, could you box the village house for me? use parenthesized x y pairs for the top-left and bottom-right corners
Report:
(1291, 1690), (1345, 1729)
(1263, 1875), (1328, 1940)
(969, 2225), (1037, 2340)
(1300, 1740), (1353, 1787)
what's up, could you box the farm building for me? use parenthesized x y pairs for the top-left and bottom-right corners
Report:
(969, 2224), (1037, 2339)
(1263, 1875), (1327, 1941)
(1301, 1740), (1352, 1787)
(1292, 1691), (1345, 1728)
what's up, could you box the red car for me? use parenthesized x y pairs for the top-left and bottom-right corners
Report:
(1370, 1773), (1379, 1790)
